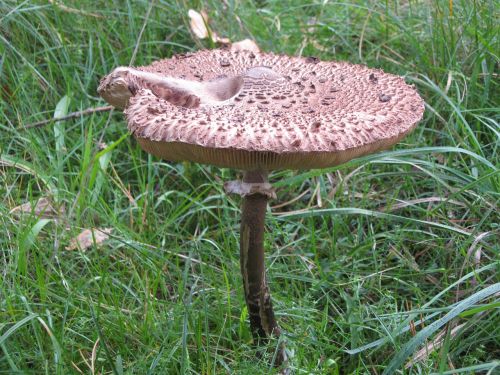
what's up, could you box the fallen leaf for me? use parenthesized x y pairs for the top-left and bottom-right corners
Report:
(187, 9), (231, 44)
(10, 197), (64, 219)
(65, 228), (112, 251)
(230, 39), (260, 53)
(188, 9), (209, 39)
(214, 35), (231, 44)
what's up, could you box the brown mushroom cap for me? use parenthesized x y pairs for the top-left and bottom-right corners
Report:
(108, 49), (425, 170)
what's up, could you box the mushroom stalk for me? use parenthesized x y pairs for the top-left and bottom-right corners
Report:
(240, 170), (285, 365)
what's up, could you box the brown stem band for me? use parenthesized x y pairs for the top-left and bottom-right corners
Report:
(240, 170), (285, 365)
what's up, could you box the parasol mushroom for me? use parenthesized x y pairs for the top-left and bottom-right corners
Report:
(98, 49), (425, 365)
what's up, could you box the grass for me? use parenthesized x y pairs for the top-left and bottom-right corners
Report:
(0, 0), (499, 373)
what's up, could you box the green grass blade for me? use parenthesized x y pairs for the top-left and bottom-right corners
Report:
(383, 283), (500, 375)
(278, 207), (471, 236)
(429, 361), (500, 375)
(0, 313), (39, 346)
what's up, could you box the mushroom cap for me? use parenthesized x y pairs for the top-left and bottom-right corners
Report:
(114, 49), (425, 170)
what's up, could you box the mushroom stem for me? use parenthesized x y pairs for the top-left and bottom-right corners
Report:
(240, 170), (285, 365)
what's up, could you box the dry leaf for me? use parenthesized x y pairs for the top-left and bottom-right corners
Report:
(230, 39), (260, 53)
(66, 228), (112, 251)
(10, 197), (64, 219)
(188, 9), (209, 39)
(214, 34), (231, 44)
(188, 9), (231, 44)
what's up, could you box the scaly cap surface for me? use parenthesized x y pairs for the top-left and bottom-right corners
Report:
(100, 49), (425, 170)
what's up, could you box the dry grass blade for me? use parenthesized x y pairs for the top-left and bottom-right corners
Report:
(70, 361), (85, 374)
(314, 179), (322, 207)
(91, 338), (99, 375)
(271, 206), (319, 216)
(48, 0), (102, 18)
(381, 197), (466, 212)
(23, 105), (113, 129)
(405, 323), (466, 369)
(129, 0), (156, 66)
(109, 163), (137, 206)
(271, 188), (309, 210)
(457, 231), (493, 297)
(327, 166), (364, 200)
(78, 349), (91, 372)
(389, 245), (440, 285)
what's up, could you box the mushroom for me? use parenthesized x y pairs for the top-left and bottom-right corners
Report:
(98, 49), (425, 365)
